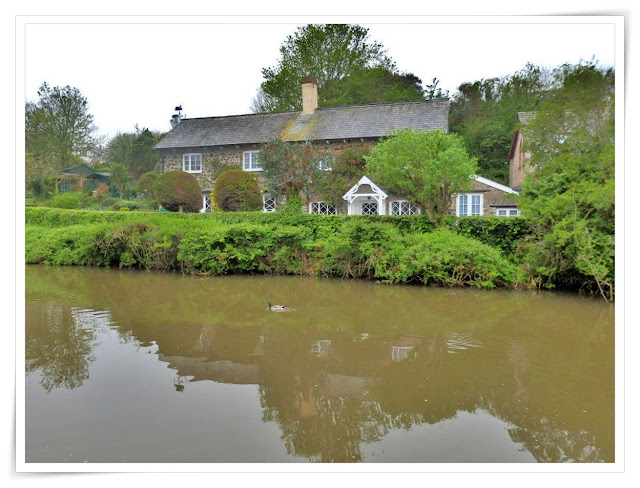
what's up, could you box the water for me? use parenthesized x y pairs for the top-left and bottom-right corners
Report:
(24, 265), (615, 463)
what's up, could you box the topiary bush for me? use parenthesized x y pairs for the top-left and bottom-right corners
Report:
(137, 171), (158, 197)
(153, 170), (202, 212)
(214, 169), (262, 212)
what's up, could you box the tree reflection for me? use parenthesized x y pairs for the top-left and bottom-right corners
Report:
(25, 305), (97, 392)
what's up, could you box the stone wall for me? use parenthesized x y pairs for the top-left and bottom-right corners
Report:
(156, 139), (378, 193)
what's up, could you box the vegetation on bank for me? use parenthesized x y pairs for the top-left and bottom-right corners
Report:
(26, 207), (526, 289)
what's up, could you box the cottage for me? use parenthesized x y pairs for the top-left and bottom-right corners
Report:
(154, 77), (519, 215)
(56, 164), (110, 194)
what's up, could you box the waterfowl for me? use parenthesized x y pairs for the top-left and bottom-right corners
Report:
(268, 302), (288, 312)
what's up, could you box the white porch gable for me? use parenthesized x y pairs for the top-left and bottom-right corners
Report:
(342, 176), (388, 215)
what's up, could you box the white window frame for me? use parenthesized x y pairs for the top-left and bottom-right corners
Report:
(262, 194), (276, 212)
(309, 202), (337, 215)
(243, 150), (262, 172)
(182, 153), (202, 173)
(457, 193), (483, 216)
(361, 202), (378, 215)
(390, 200), (419, 216)
(202, 193), (212, 213)
(496, 207), (520, 217)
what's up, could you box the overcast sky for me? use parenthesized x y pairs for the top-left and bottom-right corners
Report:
(21, 17), (618, 141)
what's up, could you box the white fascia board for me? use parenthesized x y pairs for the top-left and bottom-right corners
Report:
(474, 175), (520, 194)
(342, 175), (388, 200)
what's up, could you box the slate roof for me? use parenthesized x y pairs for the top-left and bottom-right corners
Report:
(155, 99), (450, 150)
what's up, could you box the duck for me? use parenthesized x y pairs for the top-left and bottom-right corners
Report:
(268, 302), (288, 312)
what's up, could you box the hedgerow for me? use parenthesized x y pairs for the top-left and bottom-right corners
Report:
(25, 208), (525, 288)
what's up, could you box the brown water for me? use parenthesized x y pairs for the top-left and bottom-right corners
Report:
(24, 265), (615, 463)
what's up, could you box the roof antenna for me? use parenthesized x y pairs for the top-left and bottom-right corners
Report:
(170, 105), (184, 129)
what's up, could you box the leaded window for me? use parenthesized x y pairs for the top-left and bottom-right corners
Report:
(361, 202), (378, 215)
(262, 195), (276, 212)
(310, 202), (337, 215)
(390, 200), (419, 216)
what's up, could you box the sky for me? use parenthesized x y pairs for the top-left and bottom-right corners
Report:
(21, 17), (619, 141)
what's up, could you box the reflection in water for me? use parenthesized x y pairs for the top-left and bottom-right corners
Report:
(25, 265), (615, 463)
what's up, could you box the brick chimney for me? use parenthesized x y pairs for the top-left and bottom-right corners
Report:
(301, 76), (318, 114)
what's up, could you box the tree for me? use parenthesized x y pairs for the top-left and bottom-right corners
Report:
(365, 129), (478, 226)
(108, 162), (130, 199)
(252, 24), (418, 113)
(25, 83), (97, 174)
(105, 127), (163, 179)
(258, 139), (330, 204)
(518, 61), (615, 300)
(214, 170), (262, 212)
(153, 170), (202, 212)
(315, 145), (371, 205)
(137, 171), (159, 198)
(318, 67), (426, 108)
(448, 63), (554, 183)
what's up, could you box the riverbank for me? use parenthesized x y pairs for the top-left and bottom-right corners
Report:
(26, 207), (530, 289)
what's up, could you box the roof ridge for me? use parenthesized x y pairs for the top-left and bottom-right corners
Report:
(178, 98), (450, 122)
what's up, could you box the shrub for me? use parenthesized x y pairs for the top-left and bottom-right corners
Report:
(154, 170), (202, 212)
(41, 192), (87, 209)
(214, 170), (262, 212)
(137, 171), (158, 197)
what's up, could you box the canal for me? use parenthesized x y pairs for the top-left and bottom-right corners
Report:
(24, 265), (615, 463)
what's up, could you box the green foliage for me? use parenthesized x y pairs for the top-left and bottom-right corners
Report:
(106, 127), (163, 179)
(136, 171), (158, 197)
(316, 145), (370, 205)
(365, 129), (478, 226)
(214, 170), (262, 212)
(253, 24), (430, 112)
(449, 63), (554, 183)
(107, 162), (130, 199)
(380, 229), (522, 287)
(518, 61), (615, 299)
(320, 67), (426, 108)
(41, 192), (89, 209)
(25, 82), (97, 174)
(259, 139), (328, 199)
(26, 208), (524, 290)
(153, 170), (202, 212)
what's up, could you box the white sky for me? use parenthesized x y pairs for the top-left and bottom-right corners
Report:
(21, 17), (618, 140)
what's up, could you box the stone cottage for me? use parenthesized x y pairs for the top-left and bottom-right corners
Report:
(154, 77), (519, 215)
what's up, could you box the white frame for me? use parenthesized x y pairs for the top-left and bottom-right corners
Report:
(457, 193), (483, 216)
(390, 200), (419, 216)
(309, 202), (337, 215)
(262, 194), (276, 212)
(243, 150), (262, 172)
(496, 207), (520, 217)
(182, 153), (202, 173)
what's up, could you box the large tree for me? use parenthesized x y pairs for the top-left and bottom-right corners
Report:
(252, 24), (428, 113)
(25, 83), (97, 174)
(449, 63), (554, 183)
(105, 127), (163, 179)
(365, 129), (478, 227)
(518, 61), (615, 300)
